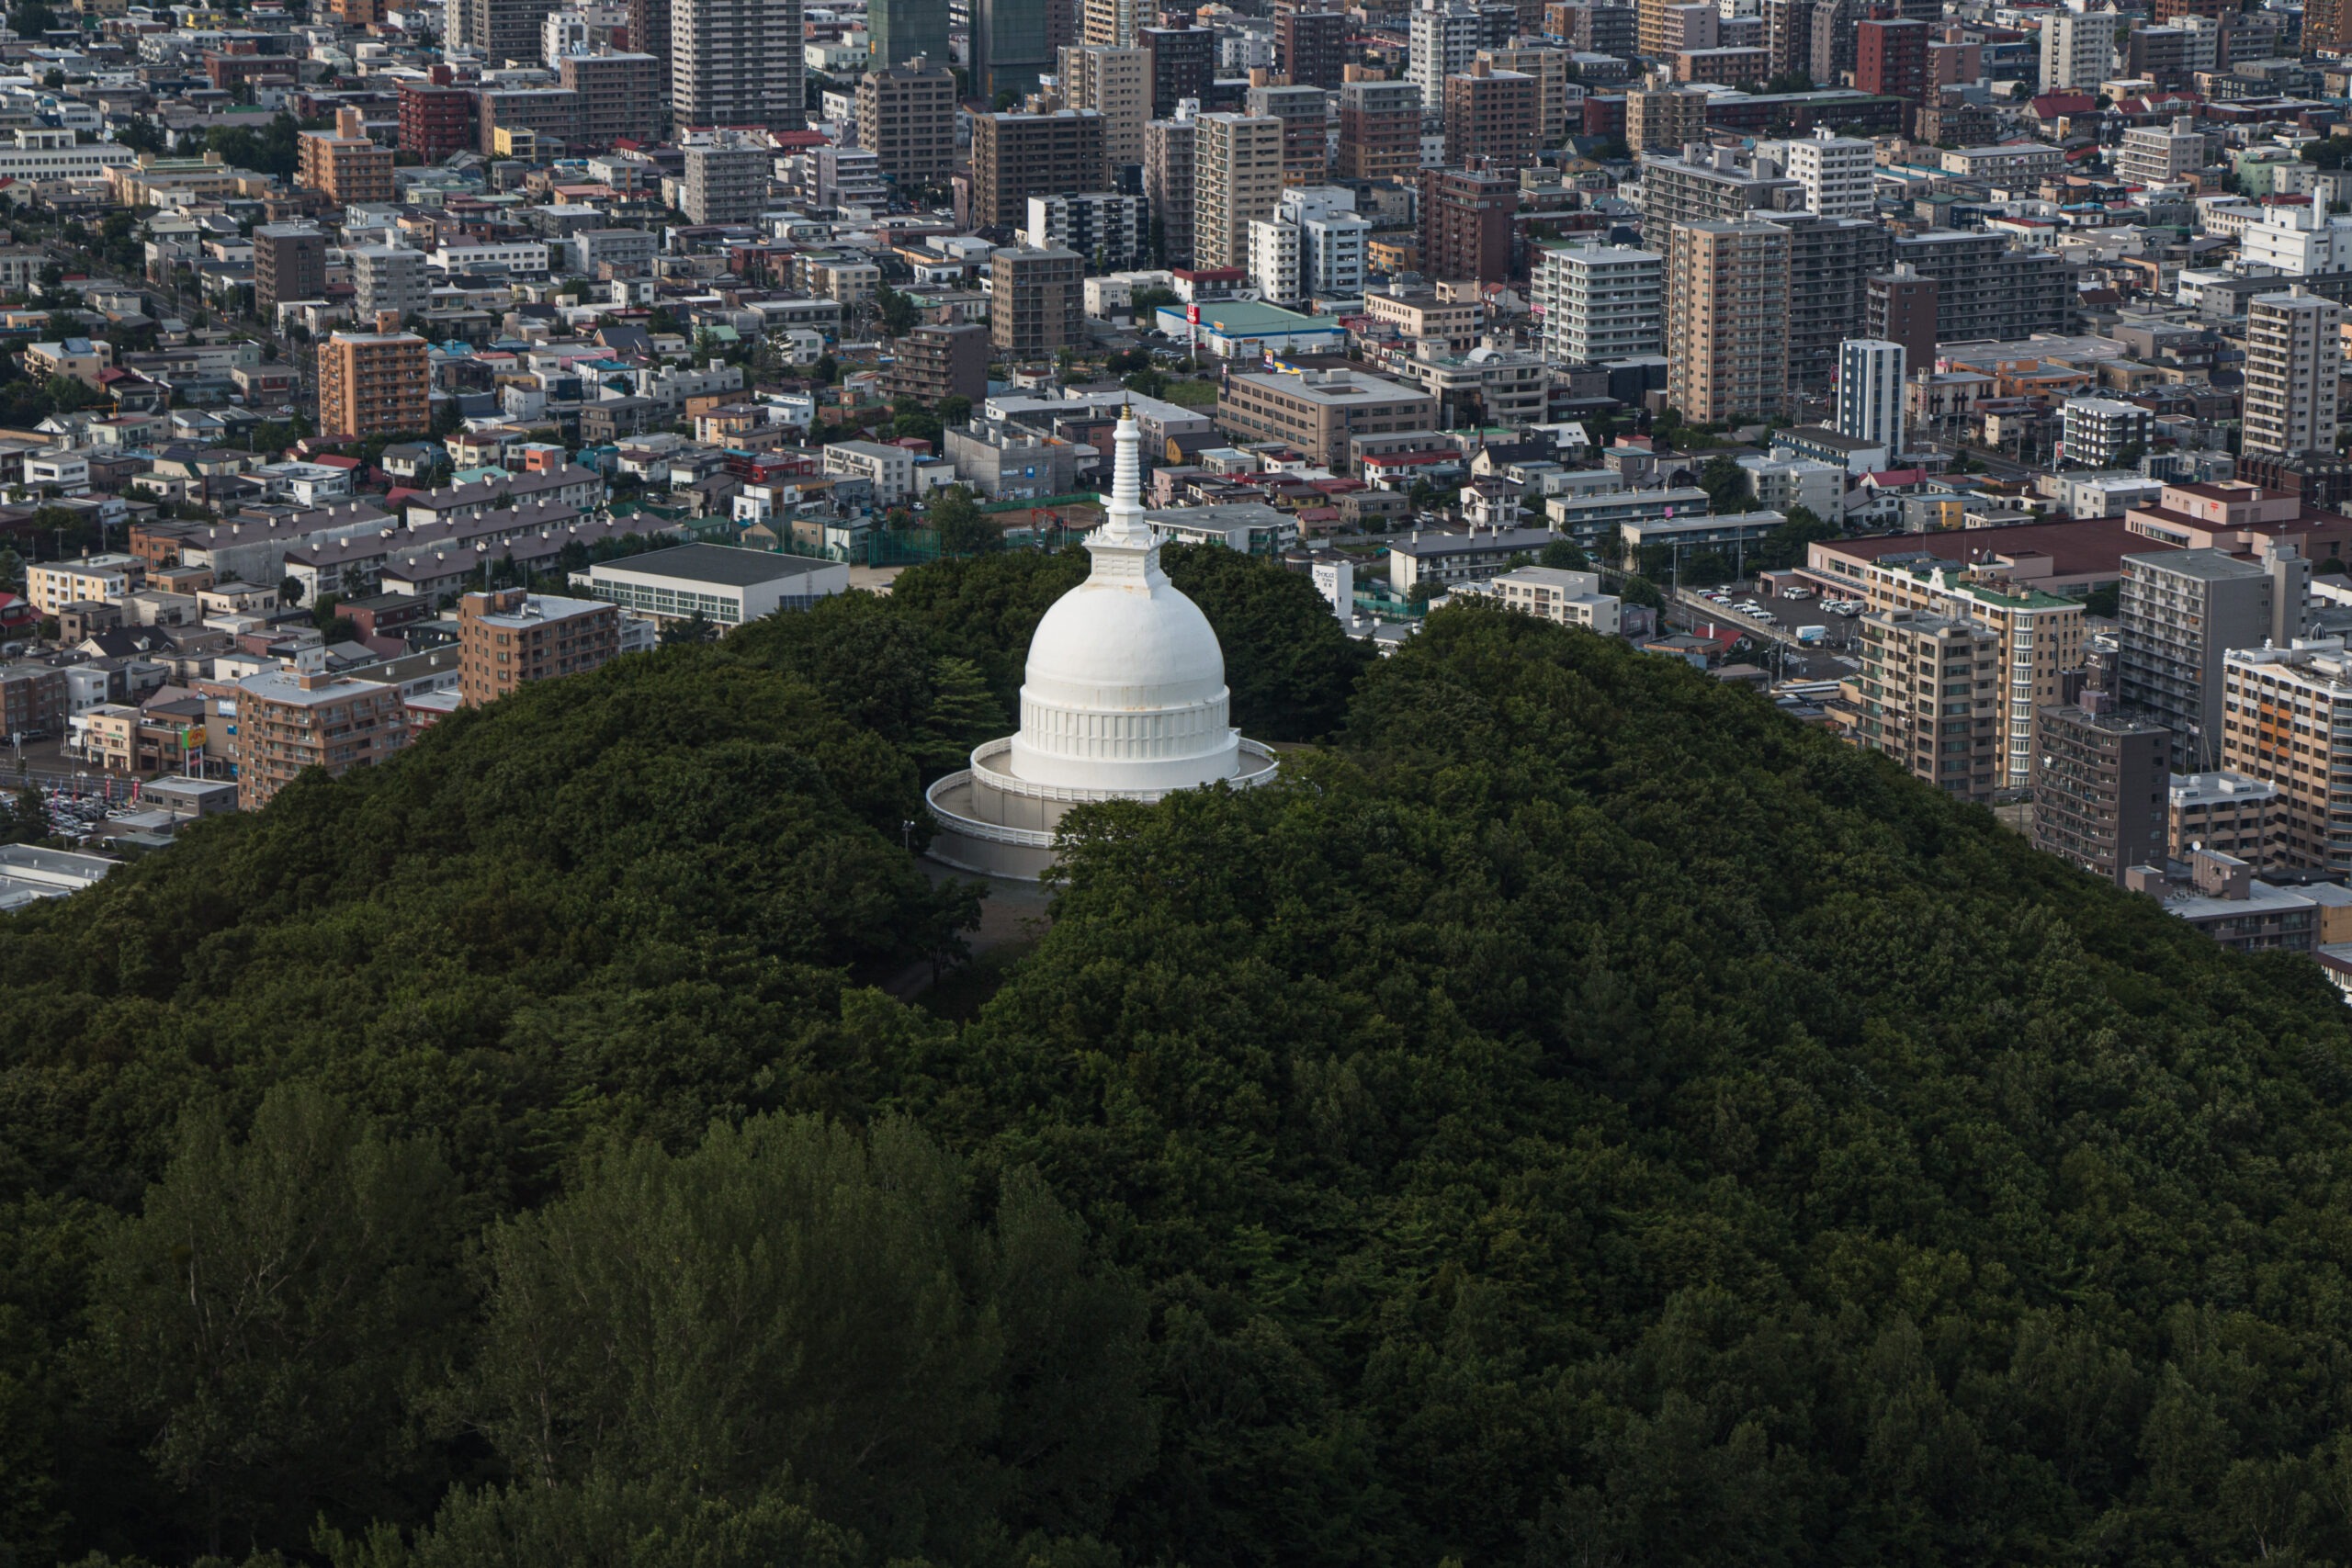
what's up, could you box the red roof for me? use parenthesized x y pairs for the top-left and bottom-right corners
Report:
(310, 454), (361, 469)
(2031, 93), (2097, 117)
(1862, 468), (1928, 487)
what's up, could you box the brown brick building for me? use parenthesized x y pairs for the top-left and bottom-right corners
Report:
(990, 246), (1087, 357)
(970, 109), (1107, 230)
(458, 589), (623, 706)
(1420, 164), (1519, 283)
(0, 663), (65, 740)
(317, 330), (430, 438)
(1442, 61), (1540, 172)
(232, 657), (408, 810)
(1337, 73), (1420, 182)
(882, 321), (989, 403)
(253, 223), (326, 316)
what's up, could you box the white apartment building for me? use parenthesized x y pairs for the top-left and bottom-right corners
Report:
(1470, 566), (1622, 634)
(1836, 338), (1905, 456)
(1409, 0), (1495, 107)
(2242, 287), (2343, 459)
(347, 244), (430, 321)
(2061, 396), (2152, 468)
(1272, 186), (1370, 299)
(821, 440), (918, 504)
(1193, 112), (1284, 273)
(1531, 242), (1664, 365)
(429, 240), (552, 276)
(2115, 116), (2207, 187)
(2240, 202), (2352, 277)
(2039, 7), (2122, 92)
(1024, 192), (1148, 270)
(1249, 216), (1305, 304)
(1781, 130), (1873, 219)
(0, 128), (136, 182)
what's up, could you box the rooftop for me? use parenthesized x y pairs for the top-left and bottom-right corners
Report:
(588, 543), (839, 588)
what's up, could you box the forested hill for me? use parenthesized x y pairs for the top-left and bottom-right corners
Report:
(6, 549), (2352, 1568)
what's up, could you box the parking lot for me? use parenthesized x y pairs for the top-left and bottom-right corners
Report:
(1683, 581), (1863, 651)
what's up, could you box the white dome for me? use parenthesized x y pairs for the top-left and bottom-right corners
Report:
(1000, 409), (1244, 794)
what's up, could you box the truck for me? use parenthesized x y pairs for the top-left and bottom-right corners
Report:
(1796, 624), (1829, 646)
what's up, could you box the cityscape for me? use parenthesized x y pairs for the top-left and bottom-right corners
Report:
(7, 0), (2352, 1559)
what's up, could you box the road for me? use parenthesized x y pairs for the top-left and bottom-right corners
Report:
(1914, 436), (2037, 484)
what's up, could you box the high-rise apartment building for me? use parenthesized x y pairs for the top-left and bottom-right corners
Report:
(2115, 115), (2207, 186)
(2120, 546), (2301, 769)
(672, 0), (803, 130)
(1246, 81), (1329, 185)
(458, 590), (623, 706)
(1889, 229), (2073, 344)
(2311, 0), (2352, 52)
(2170, 770), (2283, 869)
(316, 330), (429, 439)
(1478, 44), (1572, 142)
(1026, 192), (1148, 268)
(1808, 0), (1856, 89)
(456, 0), (560, 62)
(1779, 212), (1892, 393)
(972, 108), (1108, 229)
(1624, 85), (1708, 153)
(1442, 62), (1539, 171)
(1141, 26), (1213, 115)
(2039, 7), (2122, 92)
(560, 51), (662, 145)
(2242, 287), (2344, 460)
(297, 107), (393, 205)
(625, 0), (673, 81)
(1531, 242), (1663, 364)
(1855, 17), (1928, 99)
(858, 58), (957, 186)
(1836, 609), (2004, 801)
(1288, 186), (1372, 298)
(1836, 338), (1904, 455)
(1666, 219), (1791, 424)
(1061, 44), (1150, 167)
(1337, 73), (1420, 181)
(1866, 263), (1938, 364)
(2032, 696), (2172, 883)
(2221, 639), (2352, 871)
(234, 658), (408, 812)
(348, 244), (430, 322)
(253, 224), (325, 316)
(398, 77), (478, 160)
(975, 0), (1057, 102)
(1781, 128), (1873, 218)
(1763, 0), (1811, 76)
(1410, 0), (1512, 107)
(990, 245), (1087, 357)
(1082, 0), (1138, 46)
(1422, 164), (1518, 283)
(871, 0), (950, 67)
(2060, 397), (2151, 469)
(681, 136), (771, 222)
(1278, 6), (1348, 87)
(1144, 111), (1197, 265)
(1193, 111), (1283, 272)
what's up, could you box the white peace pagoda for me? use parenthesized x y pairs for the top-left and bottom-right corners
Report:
(923, 405), (1280, 879)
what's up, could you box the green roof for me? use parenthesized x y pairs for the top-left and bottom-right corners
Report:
(1162, 300), (1339, 335)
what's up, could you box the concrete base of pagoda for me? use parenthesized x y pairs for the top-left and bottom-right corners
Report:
(924, 735), (1279, 881)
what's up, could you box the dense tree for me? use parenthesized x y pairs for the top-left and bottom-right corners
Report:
(1160, 542), (1373, 740)
(928, 485), (1002, 557)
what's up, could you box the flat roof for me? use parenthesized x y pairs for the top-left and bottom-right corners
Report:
(1169, 300), (1345, 334)
(1824, 517), (2171, 577)
(590, 543), (838, 588)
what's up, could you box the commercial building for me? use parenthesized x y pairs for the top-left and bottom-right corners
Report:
(882, 321), (989, 403)
(2120, 547), (2301, 769)
(1061, 43), (1150, 168)
(1193, 112), (1284, 273)
(2242, 288), (2344, 460)
(973, 0), (1066, 103)
(349, 244), (431, 321)
(1216, 367), (1439, 471)
(1153, 299), (1347, 356)
(1667, 219), (1791, 424)
(1422, 164), (1518, 284)
(233, 656), (407, 811)
(672, 0), (804, 129)
(253, 224), (325, 316)
(2169, 770), (2282, 868)
(870, 0), (950, 68)
(1532, 243), (1664, 365)
(1145, 113), (1197, 266)
(1835, 609), (2004, 801)
(296, 108), (393, 206)
(1442, 62), (1541, 172)
(316, 331), (429, 439)
(681, 136), (770, 223)
(2061, 397), (2152, 469)
(1835, 338), (1904, 456)
(2220, 638), (2352, 871)
(972, 109), (1109, 230)
(1338, 75), (1423, 183)
(2031, 695), (2171, 883)
(457, 589), (623, 706)
(990, 245), (1087, 358)
(577, 543), (849, 626)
